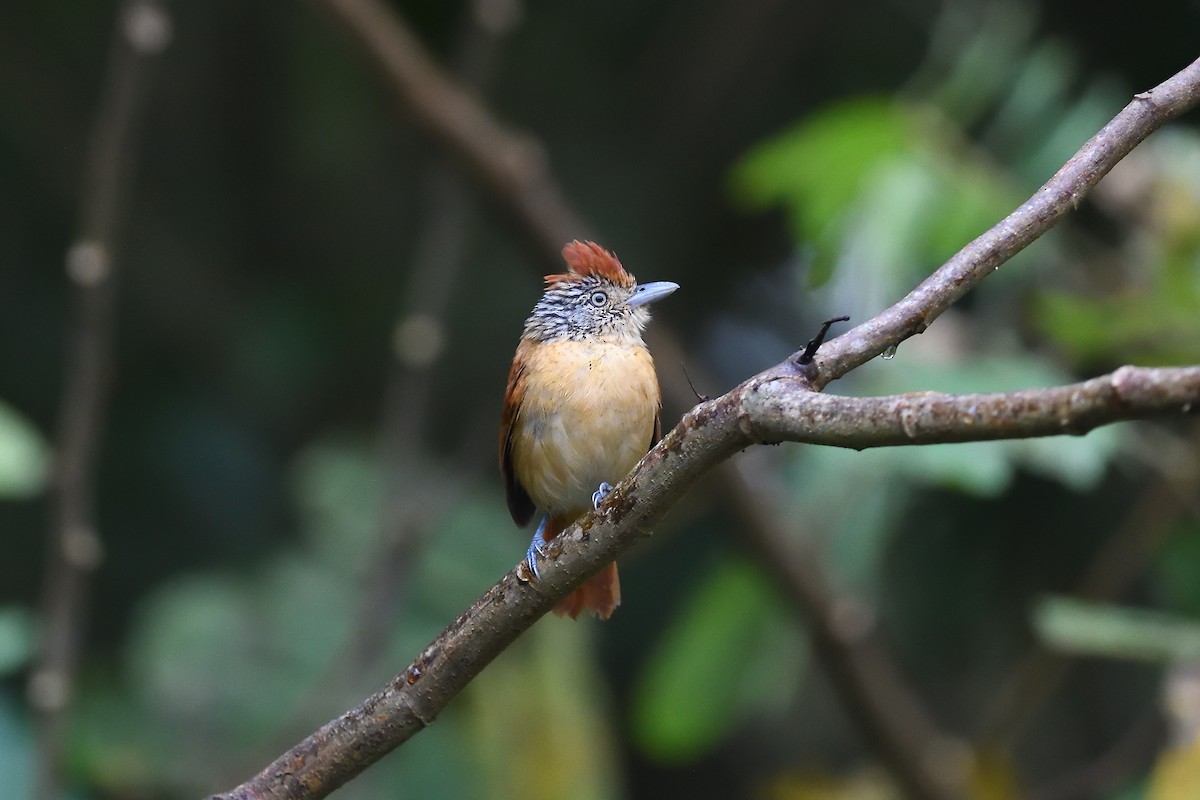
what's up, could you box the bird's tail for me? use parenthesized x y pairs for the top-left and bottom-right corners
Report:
(554, 561), (621, 620)
(540, 515), (621, 620)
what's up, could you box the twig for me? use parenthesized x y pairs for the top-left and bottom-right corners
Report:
(271, 0), (525, 733)
(797, 315), (851, 365)
(312, 0), (587, 268)
(738, 367), (1200, 449)
(28, 3), (169, 799)
(807, 59), (1200, 386)
(366, 0), (523, 671)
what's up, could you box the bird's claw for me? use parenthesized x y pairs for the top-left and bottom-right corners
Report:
(524, 540), (547, 581)
(524, 516), (551, 581)
(523, 488), (611, 582)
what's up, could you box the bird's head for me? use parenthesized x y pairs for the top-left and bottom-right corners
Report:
(522, 241), (679, 344)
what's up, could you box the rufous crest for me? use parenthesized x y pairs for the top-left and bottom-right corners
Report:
(546, 240), (635, 288)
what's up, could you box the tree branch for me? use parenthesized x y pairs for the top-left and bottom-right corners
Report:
(295, 8), (1200, 791)
(30, 3), (169, 798)
(806, 58), (1200, 386)
(209, 358), (1200, 799)
(313, 0), (588, 267)
(209, 7), (1200, 795)
(741, 366), (1200, 448)
(238, 2), (526, 776)
(305, 0), (979, 795)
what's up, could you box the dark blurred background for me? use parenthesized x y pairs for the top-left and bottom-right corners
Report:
(3, 1), (1200, 798)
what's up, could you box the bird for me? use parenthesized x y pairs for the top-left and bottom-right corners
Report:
(499, 240), (678, 619)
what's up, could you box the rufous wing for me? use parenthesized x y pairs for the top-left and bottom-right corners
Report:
(499, 349), (536, 527)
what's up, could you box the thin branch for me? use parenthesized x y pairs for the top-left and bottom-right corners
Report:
(365, 0), (523, 670)
(313, 0), (587, 267)
(808, 59), (1200, 386)
(279, 0), (524, 724)
(740, 366), (1200, 448)
(29, 3), (169, 798)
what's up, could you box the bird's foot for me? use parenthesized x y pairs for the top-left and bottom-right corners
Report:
(592, 481), (613, 510)
(524, 515), (551, 581)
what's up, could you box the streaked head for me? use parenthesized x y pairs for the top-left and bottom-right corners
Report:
(522, 241), (678, 343)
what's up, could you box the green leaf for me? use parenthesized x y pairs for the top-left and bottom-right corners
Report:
(1033, 130), (1200, 367)
(0, 401), (49, 498)
(631, 559), (805, 762)
(1035, 290), (1200, 366)
(731, 96), (1023, 291)
(731, 98), (916, 227)
(730, 98), (919, 287)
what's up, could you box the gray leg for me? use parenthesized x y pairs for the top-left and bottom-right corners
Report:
(525, 515), (550, 580)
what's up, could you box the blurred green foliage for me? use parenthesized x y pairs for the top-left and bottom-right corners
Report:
(1035, 132), (1200, 367)
(632, 559), (805, 762)
(731, 98), (1020, 289)
(0, 402), (48, 499)
(3, 1), (1200, 799)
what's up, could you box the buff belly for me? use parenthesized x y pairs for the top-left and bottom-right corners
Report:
(510, 338), (659, 518)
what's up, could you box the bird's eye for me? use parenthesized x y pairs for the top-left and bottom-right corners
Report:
(589, 291), (608, 307)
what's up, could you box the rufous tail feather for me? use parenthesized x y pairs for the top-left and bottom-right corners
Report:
(541, 516), (622, 620)
(555, 562), (621, 620)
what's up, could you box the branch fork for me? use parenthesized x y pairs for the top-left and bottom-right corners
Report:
(208, 30), (1200, 800)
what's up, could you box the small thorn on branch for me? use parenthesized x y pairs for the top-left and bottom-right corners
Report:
(796, 315), (850, 365)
